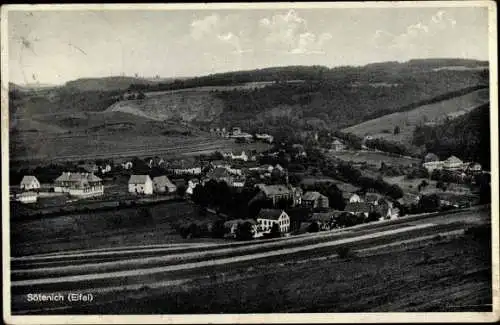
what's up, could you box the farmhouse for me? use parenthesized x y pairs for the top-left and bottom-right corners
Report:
(422, 160), (445, 173)
(257, 209), (290, 233)
(20, 176), (41, 191)
(152, 175), (176, 194)
(16, 191), (38, 204)
(301, 191), (329, 209)
(54, 172), (104, 198)
(128, 175), (153, 195)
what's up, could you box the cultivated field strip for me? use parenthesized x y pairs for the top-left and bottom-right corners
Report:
(11, 217), (480, 295)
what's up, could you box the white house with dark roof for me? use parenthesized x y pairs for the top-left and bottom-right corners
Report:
(152, 175), (176, 194)
(256, 209), (290, 233)
(128, 175), (153, 195)
(54, 172), (104, 197)
(20, 176), (40, 191)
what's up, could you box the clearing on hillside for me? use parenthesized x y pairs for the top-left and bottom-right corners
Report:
(342, 88), (489, 144)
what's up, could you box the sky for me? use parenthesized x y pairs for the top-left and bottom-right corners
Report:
(7, 5), (491, 85)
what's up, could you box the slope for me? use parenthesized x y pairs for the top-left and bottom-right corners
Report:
(342, 88), (490, 143)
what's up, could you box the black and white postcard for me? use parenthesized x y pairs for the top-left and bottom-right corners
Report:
(1, 2), (498, 324)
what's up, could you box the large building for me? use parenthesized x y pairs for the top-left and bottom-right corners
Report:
(256, 209), (290, 233)
(54, 172), (104, 198)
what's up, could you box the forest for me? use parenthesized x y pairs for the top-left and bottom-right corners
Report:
(411, 103), (490, 170)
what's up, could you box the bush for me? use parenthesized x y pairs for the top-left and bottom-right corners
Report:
(307, 222), (320, 233)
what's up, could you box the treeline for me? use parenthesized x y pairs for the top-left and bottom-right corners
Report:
(364, 138), (422, 158)
(412, 103), (490, 170)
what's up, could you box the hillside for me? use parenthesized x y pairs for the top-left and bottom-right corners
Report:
(106, 90), (226, 122)
(65, 76), (159, 92)
(411, 103), (490, 170)
(342, 87), (490, 143)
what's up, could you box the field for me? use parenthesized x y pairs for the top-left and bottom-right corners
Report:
(384, 175), (475, 196)
(21, 228), (491, 313)
(342, 88), (490, 144)
(10, 201), (221, 257)
(327, 150), (420, 168)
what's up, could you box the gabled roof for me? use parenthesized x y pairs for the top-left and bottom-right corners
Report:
(260, 184), (292, 197)
(332, 139), (344, 145)
(345, 202), (373, 213)
(302, 191), (325, 201)
(232, 150), (246, 156)
(445, 155), (463, 164)
(257, 209), (286, 220)
(20, 176), (39, 185)
(152, 175), (175, 187)
(55, 172), (102, 183)
(128, 175), (151, 184)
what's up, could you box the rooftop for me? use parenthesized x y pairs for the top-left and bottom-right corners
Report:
(129, 175), (151, 184)
(257, 209), (285, 220)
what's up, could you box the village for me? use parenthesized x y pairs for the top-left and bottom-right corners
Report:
(10, 125), (489, 242)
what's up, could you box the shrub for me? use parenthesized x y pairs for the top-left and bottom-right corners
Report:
(336, 246), (354, 259)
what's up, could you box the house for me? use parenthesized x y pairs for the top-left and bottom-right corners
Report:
(230, 150), (248, 162)
(20, 176), (40, 191)
(121, 161), (133, 170)
(274, 164), (285, 173)
(185, 179), (200, 195)
(443, 156), (464, 170)
(257, 184), (294, 205)
(227, 166), (243, 176)
(205, 167), (234, 186)
(16, 191), (37, 204)
(330, 139), (346, 152)
(344, 202), (374, 218)
(349, 193), (363, 203)
(128, 175), (153, 195)
(99, 164), (112, 174)
(54, 172), (104, 197)
(152, 175), (176, 194)
(301, 191), (329, 209)
(256, 209), (290, 233)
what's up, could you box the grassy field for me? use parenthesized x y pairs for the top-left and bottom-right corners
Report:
(342, 88), (490, 144)
(10, 201), (223, 256)
(328, 150), (420, 168)
(47, 229), (491, 313)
